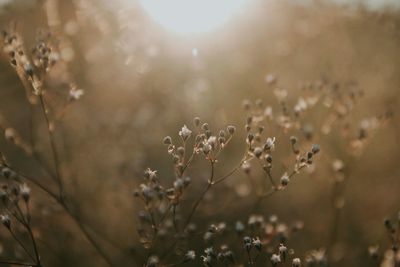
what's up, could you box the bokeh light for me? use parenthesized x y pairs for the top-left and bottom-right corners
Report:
(139, 0), (247, 34)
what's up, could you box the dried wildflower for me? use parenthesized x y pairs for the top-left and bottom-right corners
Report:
(202, 142), (212, 155)
(271, 254), (281, 266)
(279, 244), (288, 261)
(179, 125), (192, 141)
(235, 221), (245, 234)
(163, 136), (172, 145)
(311, 144), (320, 154)
(332, 159), (344, 172)
(241, 161), (251, 174)
(0, 214), (11, 229)
(1, 167), (14, 179)
(20, 183), (31, 202)
(290, 136), (298, 145)
(144, 168), (157, 181)
(368, 245), (379, 260)
(253, 237), (262, 251)
(243, 99), (251, 110)
(305, 249), (327, 266)
(292, 257), (301, 267)
(183, 250), (196, 262)
(243, 236), (252, 252)
(270, 215), (278, 225)
(193, 117), (201, 127)
(69, 88), (84, 101)
(264, 137), (276, 151)
(227, 125), (236, 135)
(202, 247), (216, 267)
(280, 173), (290, 186)
(146, 255), (159, 267)
(201, 123), (209, 131)
(254, 147), (263, 158)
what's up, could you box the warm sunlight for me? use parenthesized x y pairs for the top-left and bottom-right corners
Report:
(139, 0), (247, 34)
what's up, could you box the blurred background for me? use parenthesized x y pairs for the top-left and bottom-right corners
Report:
(0, 0), (399, 266)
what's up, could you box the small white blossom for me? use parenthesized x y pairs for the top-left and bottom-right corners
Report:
(0, 214), (11, 228)
(20, 183), (31, 201)
(271, 254), (281, 266)
(184, 250), (196, 262)
(179, 125), (192, 141)
(292, 258), (301, 267)
(69, 88), (84, 101)
(265, 137), (276, 151)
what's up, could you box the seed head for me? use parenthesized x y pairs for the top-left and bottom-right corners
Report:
(163, 136), (172, 145)
(280, 173), (290, 186)
(227, 125), (236, 135)
(254, 147), (263, 158)
(311, 144), (320, 154)
(20, 183), (31, 202)
(1, 167), (13, 179)
(193, 117), (201, 127)
(290, 136), (298, 145)
(247, 133), (254, 143)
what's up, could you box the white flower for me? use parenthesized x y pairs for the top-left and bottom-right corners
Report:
(207, 136), (217, 148)
(184, 250), (196, 261)
(292, 258), (301, 267)
(179, 125), (192, 141)
(271, 254), (281, 265)
(202, 143), (212, 155)
(265, 137), (276, 151)
(69, 88), (84, 101)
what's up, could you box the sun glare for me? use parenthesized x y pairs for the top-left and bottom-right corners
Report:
(139, 0), (247, 34)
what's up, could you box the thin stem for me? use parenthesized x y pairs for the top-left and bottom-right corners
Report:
(182, 160), (214, 230)
(212, 156), (251, 185)
(9, 229), (36, 262)
(38, 93), (64, 199)
(26, 224), (42, 266)
(266, 170), (277, 188)
(10, 167), (114, 267)
(247, 250), (254, 267)
(172, 204), (178, 232)
(15, 171), (59, 201)
(28, 104), (56, 178)
(13, 203), (42, 266)
(61, 203), (115, 267)
(180, 150), (196, 176)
